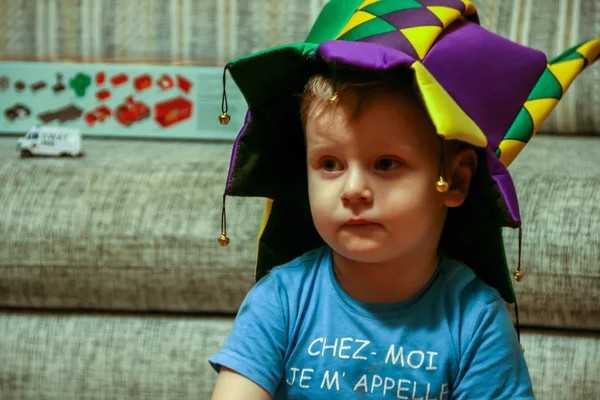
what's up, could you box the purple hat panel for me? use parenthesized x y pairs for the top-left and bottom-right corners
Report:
(316, 40), (416, 70)
(486, 150), (521, 224)
(422, 20), (548, 151)
(416, 0), (465, 7)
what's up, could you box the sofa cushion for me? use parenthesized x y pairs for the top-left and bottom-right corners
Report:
(505, 136), (600, 330)
(0, 311), (598, 399)
(0, 136), (598, 330)
(0, 311), (232, 399)
(0, 138), (261, 313)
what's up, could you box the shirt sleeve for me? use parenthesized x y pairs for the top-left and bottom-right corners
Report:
(208, 271), (288, 396)
(452, 297), (536, 400)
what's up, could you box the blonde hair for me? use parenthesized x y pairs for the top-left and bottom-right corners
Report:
(300, 68), (423, 129)
(298, 68), (474, 160)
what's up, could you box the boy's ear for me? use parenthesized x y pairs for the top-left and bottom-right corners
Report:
(443, 148), (478, 208)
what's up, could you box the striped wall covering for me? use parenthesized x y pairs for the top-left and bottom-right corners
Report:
(0, 0), (598, 134)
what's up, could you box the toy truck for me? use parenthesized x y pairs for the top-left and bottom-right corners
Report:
(85, 105), (112, 127)
(16, 126), (83, 157)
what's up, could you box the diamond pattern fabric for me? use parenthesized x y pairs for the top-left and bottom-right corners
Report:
(336, 0), (467, 60)
(527, 68), (564, 101)
(337, 16), (398, 41)
(380, 8), (444, 29)
(361, 0), (422, 15)
(497, 37), (600, 167)
(358, 30), (420, 60)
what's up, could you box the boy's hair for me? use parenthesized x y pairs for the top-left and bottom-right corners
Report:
(299, 67), (472, 157)
(300, 67), (427, 130)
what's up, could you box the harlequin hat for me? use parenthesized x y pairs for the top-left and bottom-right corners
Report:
(217, 0), (600, 304)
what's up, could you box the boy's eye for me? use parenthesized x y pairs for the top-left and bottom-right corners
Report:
(321, 158), (343, 172)
(375, 157), (402, 171)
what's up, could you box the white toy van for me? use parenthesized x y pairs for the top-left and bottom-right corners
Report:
(17, 126), (83, 157)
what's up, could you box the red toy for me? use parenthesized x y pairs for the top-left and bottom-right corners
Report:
(176, 75), (192, 93)
(157, 74), (174, 91)
(96, 72), (105, 85)
(154, 97), (192, 128)
(134, 74), (152, 91)
(96, 89), (111, 101)
(115, 96), (150, 126)
(85, 113), (97, 126)
(85, 105), (112, 127)
(111, 73), (129, 87)
(96, 105), (111, 120)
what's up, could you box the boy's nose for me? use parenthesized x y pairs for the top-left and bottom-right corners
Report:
(341, 168), (373, 205)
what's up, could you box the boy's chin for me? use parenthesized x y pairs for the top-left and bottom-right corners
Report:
(331, 241), (398, 264)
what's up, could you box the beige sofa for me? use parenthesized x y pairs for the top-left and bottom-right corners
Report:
(0, 133), (598, 399)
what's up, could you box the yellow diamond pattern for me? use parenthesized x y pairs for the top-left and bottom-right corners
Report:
(498, 140), (527, 167)
(358, 0), (381, 10)
(401, 26), (443, 60)
(523, 98), (560, 136)
(547, 58), (585, 94)
(335, 10), (377, 39)
(335, 0), (473, 60)
(576, 37), (600, 65)
(427, 6), (462, 28)
(412, 61), (487, 147)
(461, 0), (477, 17)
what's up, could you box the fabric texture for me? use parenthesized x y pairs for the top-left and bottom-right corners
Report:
(505, 136), (600, 330)
(209, 246), (534, 399)
(0, 311), (597, 400)
(0, 311), (233, 399)
(0, 138), (260, 313)
(0, 136), (598, 330)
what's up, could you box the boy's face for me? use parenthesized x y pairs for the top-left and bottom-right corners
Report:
(305, 91), (448, 265)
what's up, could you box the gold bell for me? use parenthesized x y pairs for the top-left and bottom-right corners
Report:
(436, 177), (449, 193)
(218, 233), (230, 247)
(514, 269), (525, 282)
(219, 112), (231, 125)
(329, 93), (339, 105)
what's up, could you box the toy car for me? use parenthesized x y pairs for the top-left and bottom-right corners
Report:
(17, 125), (82, 157)
(115, 96), (150, 126)
(85, 105), (112, 127)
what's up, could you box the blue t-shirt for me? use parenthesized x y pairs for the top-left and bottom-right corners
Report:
(209, 246), (534, 399)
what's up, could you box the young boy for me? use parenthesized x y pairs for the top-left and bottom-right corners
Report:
(209, 1), (599, 398)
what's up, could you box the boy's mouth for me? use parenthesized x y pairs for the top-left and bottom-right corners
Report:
(344, 218), (375, 226)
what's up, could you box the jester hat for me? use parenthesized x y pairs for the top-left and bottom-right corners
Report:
(218, 0), (600, 303)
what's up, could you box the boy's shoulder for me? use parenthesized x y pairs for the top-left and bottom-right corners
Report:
(253, 246), (328, 289)
(242, 247), (329, 316)
(437, 255), (505, 309)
